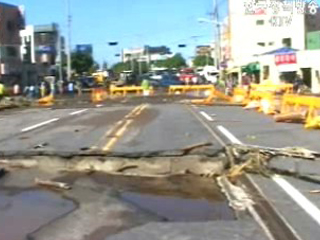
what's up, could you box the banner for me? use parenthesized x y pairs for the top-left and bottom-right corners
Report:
(275, 53), (297, 66)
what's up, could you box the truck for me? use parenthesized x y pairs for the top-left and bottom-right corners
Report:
(199, 66), (219, 84)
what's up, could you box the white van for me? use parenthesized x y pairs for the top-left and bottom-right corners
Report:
(199, 66), (219, 84)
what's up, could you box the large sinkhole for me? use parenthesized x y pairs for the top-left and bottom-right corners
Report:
(0, 153), (236, 240)
(57, 173), (235, 222)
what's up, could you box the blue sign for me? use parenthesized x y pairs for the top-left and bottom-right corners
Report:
(37, 46), (54, 53)
(76, 44), (93, 55)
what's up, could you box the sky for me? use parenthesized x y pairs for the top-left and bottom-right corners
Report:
(3, 0), (320, 66)
(4, 0), (228, 65)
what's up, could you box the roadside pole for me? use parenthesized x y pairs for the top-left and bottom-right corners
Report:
(66, 0), (72, 82)
(57, 26), (63, 82)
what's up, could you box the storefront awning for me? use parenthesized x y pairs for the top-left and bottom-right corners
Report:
(260, 47), (298, 56)
(241, 62), (260, 73)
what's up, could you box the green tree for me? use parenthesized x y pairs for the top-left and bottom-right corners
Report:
(71, 52), (94, 74)
(167, 53), (186, 69)
(193, 55), (214, 67)
(112, 61), (131, 73)
(112, 60), (148, 74)
(154, 54), (186, 69)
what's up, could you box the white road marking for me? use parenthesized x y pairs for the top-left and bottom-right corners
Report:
(218, 124), (320, 227)
(69, 109), (88, 116)
(217, 125), (242, 144)
(272, 175), (320, 226)
(21, 118), (59, 132)
(200, 111), (214, 122)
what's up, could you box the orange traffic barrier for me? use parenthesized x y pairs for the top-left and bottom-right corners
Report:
(191, 87), (237, 105)
(280, 94), (320, 128)
(250, 84), (293, 93)
(244, 90), (277, 115)
(169, 85), (214, 95)
(110, 86), (154, 97)
(232, 87), (249, 104)
(38, 94), (54, 107)
(91, 88), (107, 103)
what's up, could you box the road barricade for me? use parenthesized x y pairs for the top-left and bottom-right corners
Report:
(110, 86), (154, 97)
(168, 85), (214, 95)
(232, 87), (249, 104)
(243, 84), (293, 115)
(91, 88), (107, 103)
(250, 84), (293, 93)
(244, 90), (277, 115)
(191, 86), (237, 105)
(278, 94), (320, 129)
(38, 94), (54, 107)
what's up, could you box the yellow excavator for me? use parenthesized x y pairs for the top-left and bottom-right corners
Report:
(92, 71), (106, 86)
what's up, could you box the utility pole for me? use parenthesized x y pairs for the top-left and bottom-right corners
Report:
(66, 0), (72, 81)
(213, 0), (221, 71)
(57, 26), (63, 81)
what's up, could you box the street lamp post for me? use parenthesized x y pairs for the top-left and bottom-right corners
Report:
(197, 18), (222, 70)
(66, 0), (72, 82)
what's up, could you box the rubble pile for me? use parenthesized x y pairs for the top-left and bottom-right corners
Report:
(225, 144), (320, 183)
(0, 96), (32, 110)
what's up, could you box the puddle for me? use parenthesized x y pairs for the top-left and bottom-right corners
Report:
(58, 173), (235, 222)
(121, 191), (234, 221)
(0, 189), (75, 240)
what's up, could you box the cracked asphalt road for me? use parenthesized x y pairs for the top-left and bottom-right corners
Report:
(2, 96), (320, 240)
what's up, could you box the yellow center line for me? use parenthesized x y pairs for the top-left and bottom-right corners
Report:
(91, 105), (144, 150)
(102, 104), (148, 152)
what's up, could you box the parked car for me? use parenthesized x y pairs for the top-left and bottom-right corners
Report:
(158, 74), (184, 88)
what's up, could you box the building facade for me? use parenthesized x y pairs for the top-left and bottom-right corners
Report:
(195, 45), (212, 57)
(0, 3), (25, 84)
(228, 0), (306, 69)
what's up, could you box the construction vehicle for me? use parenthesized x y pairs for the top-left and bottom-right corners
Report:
(92, 71), (107, 86)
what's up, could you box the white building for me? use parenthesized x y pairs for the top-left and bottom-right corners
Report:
(228, 0), (306, 68)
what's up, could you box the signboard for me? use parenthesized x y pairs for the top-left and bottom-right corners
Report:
(76, 44), (93, 55)
(37, 46), (54, 53)
(275, 53), (297, 66)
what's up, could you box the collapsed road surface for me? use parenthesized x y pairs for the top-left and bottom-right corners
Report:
(1, 96), (320, 240)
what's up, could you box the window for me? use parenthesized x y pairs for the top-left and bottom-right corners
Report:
(282, 38), (292, 47)
(257, 42), (265, 47)
(263, 66), (270, 80)
(6, 46), (18, 57)
(269, 42), (274, 46)
(256, 20), (264, 25)
(6, 20), (14, 31)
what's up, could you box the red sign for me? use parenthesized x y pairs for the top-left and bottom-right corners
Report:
(275, 53), (297, 66)
(254, 8), (267, 15)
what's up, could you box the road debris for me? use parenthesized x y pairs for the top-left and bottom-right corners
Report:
(217, 176), (254, 212)
(35, 178), (71, 190)
(309, 190), (320, 194)
(224, 144), (320, 182)
(181, 142), (213, 154)
(274, 112), (306, 123)
(34, 142), (49, 149)
(0, 159), (38, 169)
